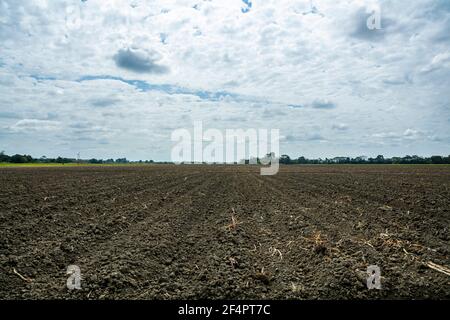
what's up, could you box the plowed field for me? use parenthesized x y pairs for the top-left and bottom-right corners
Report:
(1, 165), (449, 299)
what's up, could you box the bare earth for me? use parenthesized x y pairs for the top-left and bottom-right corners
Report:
(0, 165), (449, 299)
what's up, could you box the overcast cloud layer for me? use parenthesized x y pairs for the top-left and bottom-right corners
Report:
(0, 0), (449, 160)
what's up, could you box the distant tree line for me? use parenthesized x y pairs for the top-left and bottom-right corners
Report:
(242, 154), (450, 165)
(277, 154), (450, 164)
(0, 153), (34, 163)
(1, 151), (450, 165)
(0, 151), (157, 164)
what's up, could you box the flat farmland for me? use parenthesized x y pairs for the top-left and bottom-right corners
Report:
(0, 165), (449, 299)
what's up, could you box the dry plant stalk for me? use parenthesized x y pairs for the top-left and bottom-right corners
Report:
(427, 261), (450, 276)
(226, 208), (241, 231)
(229, 257), (237, 268)
(301, 231), (329, 253)
(313, 231), (324, 245)
(12, 268), (32, 283)
(254, 267), (271, 284)
(231, 214), (238, 229)
(302, 231), (326, 245)
(269, 247), (283, 260)
(291, 282), (302, 293)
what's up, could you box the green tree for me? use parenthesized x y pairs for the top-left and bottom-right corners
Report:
(297, 156), (307, 164)
(10, 154), (28, 163)
(430, 156), (443, 164)
(0, 151), (11, 162)
(280, 154), (291, 164)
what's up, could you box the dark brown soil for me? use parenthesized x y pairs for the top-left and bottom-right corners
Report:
(0, 165), (449, 299)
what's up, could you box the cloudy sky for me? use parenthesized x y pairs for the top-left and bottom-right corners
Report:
(0, 0), (449, 161)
